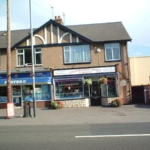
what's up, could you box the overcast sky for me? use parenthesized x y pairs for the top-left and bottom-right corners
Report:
(0, 0), (150, 57)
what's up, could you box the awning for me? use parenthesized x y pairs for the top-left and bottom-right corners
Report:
(0, 77), (51, 85)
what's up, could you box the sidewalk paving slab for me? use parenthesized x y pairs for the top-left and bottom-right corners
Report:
(0, 104), (150, 126)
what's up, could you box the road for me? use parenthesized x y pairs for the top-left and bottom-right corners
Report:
(0, 122), (150, 150)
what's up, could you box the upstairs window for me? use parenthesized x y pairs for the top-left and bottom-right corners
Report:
(104, 43), (120, 61)
(17, 48), (42, 66)
(64, 45), (90, 64)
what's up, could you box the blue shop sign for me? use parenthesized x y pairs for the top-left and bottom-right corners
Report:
(0, 71), (51, 85)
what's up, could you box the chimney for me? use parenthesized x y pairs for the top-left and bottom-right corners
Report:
(54, 16), (64, 25)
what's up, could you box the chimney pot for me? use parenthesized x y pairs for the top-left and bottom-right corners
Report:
(54, 15), (64, 25)
(55, 16), (58, 20)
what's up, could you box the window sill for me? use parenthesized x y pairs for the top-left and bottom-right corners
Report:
(105, 60), (121, 62)
(16, 64), (42, 68)
(64, 62), (91, 65)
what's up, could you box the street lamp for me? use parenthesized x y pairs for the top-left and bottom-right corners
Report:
(29, 0), (36, 117)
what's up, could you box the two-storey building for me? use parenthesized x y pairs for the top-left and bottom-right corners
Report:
(0, 16), (131, 108)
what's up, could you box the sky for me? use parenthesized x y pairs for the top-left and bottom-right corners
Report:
(0, 0), (150, 57)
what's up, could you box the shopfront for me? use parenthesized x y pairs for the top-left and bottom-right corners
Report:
(0, 70), (51, 108)
(53, 66), (118, 107)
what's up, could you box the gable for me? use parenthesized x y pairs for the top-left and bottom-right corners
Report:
(13, 20), (92, 48)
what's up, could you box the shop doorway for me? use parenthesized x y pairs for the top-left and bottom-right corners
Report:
(90, 82), (101, 106)
(12, 86), (22, 107)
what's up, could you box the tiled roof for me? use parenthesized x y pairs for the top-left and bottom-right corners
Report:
(0, 29), (30, 49)
(0, 21), (131, 49)
(67, 22), (131, 42)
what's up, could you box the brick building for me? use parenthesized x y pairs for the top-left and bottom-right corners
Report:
(0, 16), (131, 108)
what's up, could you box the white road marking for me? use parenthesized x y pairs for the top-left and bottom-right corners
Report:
(75, 134), (150, 138)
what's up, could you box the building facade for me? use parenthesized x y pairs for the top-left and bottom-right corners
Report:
(129, 56), (150, 104)
(0, 16), (132, 108)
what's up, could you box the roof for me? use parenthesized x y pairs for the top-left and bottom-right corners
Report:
(67, 22), (131, 42)
(0, 29), (30, 49)
(0, 21), (131, 49)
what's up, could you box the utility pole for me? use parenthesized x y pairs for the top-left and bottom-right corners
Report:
(7, 0), (11, 103)
(6, 0), (14, 119)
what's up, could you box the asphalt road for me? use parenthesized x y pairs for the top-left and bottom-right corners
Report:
(0, 122), (150, 150)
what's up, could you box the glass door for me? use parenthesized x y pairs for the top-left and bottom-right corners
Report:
(12, 86), (22, 107)
(90, 82), (101, 106)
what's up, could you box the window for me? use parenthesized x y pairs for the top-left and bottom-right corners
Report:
(100, 77), (118, 97)
(107, 77), (118, 97)
(22, 84), (50, 101)
(64, 45), (90, 64)
(54, 78), (84, 100)
(17, 48), (42, 66)
(0, 87), (7, 103)
(104, 43), (120, 61)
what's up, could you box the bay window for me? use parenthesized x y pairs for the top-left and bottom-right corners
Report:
(64, 45), (90, 64)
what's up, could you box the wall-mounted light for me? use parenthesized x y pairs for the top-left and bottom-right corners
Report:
(94, 47), (101, 53)
(96, 48), (101, 53)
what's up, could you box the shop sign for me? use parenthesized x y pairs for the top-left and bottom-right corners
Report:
(0, 77), (51, 85)
(4, 80), (26, 84)
(54, 66), (115, 76)
(0, 71), (51, 79)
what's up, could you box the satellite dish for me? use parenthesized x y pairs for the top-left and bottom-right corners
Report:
(120, 79), (127, 86)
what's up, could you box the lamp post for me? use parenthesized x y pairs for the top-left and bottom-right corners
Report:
(29, 0), (36, 117)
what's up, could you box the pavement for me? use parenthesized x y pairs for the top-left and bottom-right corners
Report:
(0, 104), (150, 126)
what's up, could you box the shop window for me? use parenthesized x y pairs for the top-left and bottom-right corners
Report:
(0, 87), (7, 103)
(22, 84), (50, 101)
(108, 77), (118, 97)
(54, 78), (84, 100)
(101, 77), (118, 97)
(104, 43), (121, 61)
(17, 48), (42, 66)
(13, 86), (21, 96)
(63, 45), (91, 64)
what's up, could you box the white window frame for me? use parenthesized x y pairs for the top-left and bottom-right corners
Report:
(63, 45), (90, 64)
(104, 43), (121, 61)
(17, 49), (24, 66)
(35, 48), (42, 65)
(17, 48), (42, 66)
